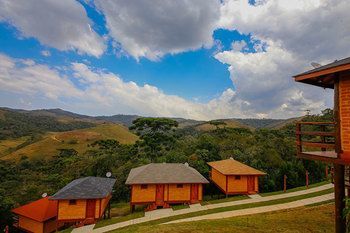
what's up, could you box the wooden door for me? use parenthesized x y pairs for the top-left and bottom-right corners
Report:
(191, 184), (199, 203)
(86, 199), (96, 219)
(247, 176), (255, 193)
(156, 184), (164, 205)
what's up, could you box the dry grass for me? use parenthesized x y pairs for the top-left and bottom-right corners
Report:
(0, 136), (29, 157)
(1, 123), (138, 160)
(112, 203), (334, 233)
(195, 119), (253, 132)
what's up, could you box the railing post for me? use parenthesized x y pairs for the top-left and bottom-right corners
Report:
(305, 170), (309, 189)
(320, 125), (326, 151)
(283, 175), (287, 192)
(296, 123), (302, 154)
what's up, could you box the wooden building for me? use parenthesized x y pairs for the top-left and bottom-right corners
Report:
(50, 176), (116, 227)
(12, 197), (61, 233)
(208, 158), (265, 195)
(293, 57), (350, 232)
(126, 163), (209, 211)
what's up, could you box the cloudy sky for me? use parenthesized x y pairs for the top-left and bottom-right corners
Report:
(0, 0), (347, 120)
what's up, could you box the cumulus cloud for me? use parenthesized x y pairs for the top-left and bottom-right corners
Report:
(0, 53), (251, 120)
(95, 0), (221, 60)
(0, 0), (106, 57)
(212, 0), (348, 117)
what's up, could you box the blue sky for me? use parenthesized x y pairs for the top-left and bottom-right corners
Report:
(0, 0), (342, 120)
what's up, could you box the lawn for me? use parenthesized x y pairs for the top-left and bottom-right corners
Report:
(110, 203), (334, 233)
(260, 180), (331, 196)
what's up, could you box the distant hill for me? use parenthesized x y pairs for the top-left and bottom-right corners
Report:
(232, 118), (302, 129)
(1, 123), (138, 160)
(194, 119), (253, 131)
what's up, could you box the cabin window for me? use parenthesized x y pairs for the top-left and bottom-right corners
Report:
(235, 175), (241, 180)
(176, 184), (183, 188)
(69, 200), (77, 205)
(141, 184), (148, 189)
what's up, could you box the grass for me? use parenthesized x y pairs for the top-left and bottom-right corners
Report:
(94, 188), (333, 231)
(260, 180), (331, 196)
(1, 123), (138, 160)
(110, 203), (334, 233)
(202, 195), (249, 205)
(94, 212), (145, 228)
(172, 204), (190, 210)
(0, 136), (29, 157)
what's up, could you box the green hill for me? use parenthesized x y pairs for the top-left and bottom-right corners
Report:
(1, 123), (138, 160)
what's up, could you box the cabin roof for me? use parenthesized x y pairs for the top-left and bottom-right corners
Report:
(125, 163), (209, 184)
(293, 56), (350, 88)
(50, 176), (116, 200)
(12, 197), (57, 222)
(207, 159), (266, 176)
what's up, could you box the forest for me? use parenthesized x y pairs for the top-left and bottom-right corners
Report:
(0, 109), (333, 230)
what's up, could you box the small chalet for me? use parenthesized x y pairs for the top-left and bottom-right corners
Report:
(125, 163), (209, 211)
(50, 176), (116, 227)
(12, 197), (62, 233)
(208, 158), (266, 195)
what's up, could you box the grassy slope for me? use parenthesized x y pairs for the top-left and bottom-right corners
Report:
(195, 119), (253, 132)
(0, 136), (29, 158)
(113, 203), (334, 233)
(1, 123), (138, 160)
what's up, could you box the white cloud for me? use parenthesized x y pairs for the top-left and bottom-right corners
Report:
(0, 53), (252, 120)
(95, 0), (221, 60)
(211, 0), (349, 117)
(41, 50), (51, 57)
(0, 0), (106, 57)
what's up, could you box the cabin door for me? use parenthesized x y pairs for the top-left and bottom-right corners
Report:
(247, 176), (255, 193)
(86, 199), (96, 219)
(156, 184), (164, 205)
(191, 184), (199, 203)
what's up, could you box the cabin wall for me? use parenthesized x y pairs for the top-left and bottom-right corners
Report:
(18, 216), (43, 233)
(99, 194), (111, 217)
(340, 76), (350, 154)
(168, 184), (191, 201)
(131, 184), (156, 203)
(255, 176), (259, 192)
(95, 199), (100, 219)
(43, 218), (58, 233)
(198, 184), (203, 201)
(58, 200), (86, 220)
(211, 168), (227, 192)
(227, 175), (248, 193)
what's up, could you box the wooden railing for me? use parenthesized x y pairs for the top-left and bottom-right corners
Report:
(296, 122), (337, 156)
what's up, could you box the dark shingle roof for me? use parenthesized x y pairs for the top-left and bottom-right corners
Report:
(294, 57), (350, 77)
(50, 177), (116, 200)
(125, 163), (209, 184)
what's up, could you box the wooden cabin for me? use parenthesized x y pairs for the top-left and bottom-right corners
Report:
(12, 197), (62, 233)
(126, 163), (209, 211)
(293, 57), (350, 232)
(208, 158), (266, 195)
(50, 177), (116, 227)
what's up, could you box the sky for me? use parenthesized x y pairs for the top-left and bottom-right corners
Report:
(0, 0), (348, 120)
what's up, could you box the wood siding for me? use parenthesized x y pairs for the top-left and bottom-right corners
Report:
(18, 216), (43, 233)
(43, 218), (58, 233)
(340, 76), (350, 154)
(131, 184), (156, 203)
(198, 184), (203, 201)
(211, 168), (227, 192)
(168, 184), (191, 201)
(58, 200), (86, 220)
(227, 175), (248, 193)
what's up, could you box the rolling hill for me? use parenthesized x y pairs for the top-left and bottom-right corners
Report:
(0, 123), (138, 160)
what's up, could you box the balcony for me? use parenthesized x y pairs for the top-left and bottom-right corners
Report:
(296, 122), (338, 163)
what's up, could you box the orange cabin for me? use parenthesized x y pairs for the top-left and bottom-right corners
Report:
(125, 163), (209, 211)
(50, 177), (116, 227)
(12, 197), (62, 233)
(294, 57), (350, 164)
(208, 158), (266, 195)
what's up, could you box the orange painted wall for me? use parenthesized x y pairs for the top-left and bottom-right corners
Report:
(198, 184), (203, 201)
(227, 175), (248, 193)
(131, 184), (156, 203)
(43, 218), (59, 233)
(58, 200), (86, 220)
(168, 184), (191, 201)
(95, 199), (100, 219)
(18, 216), (43, 233)
(211, 168), (227, 192)
(340, 76), (350, 153)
